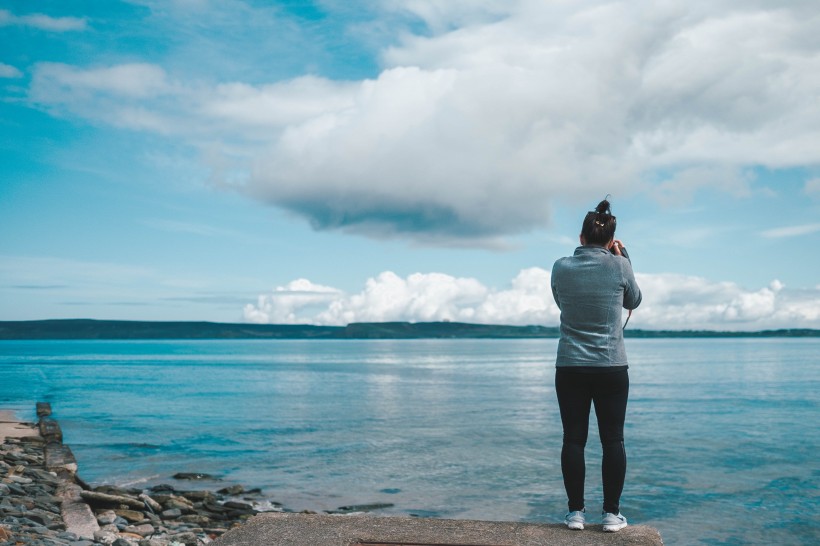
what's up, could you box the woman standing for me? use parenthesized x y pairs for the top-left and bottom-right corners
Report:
(551, 198), (642, 532)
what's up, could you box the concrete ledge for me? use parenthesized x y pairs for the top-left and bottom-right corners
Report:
(213, 513), (663, 546)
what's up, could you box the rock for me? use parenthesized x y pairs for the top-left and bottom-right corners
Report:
(221, 501), (253, 511)
(114, 509), (146, 523)
(0, 527), (11, 540)
(81, 491), (144, 510)
(161, 508), (182, 519)
(179, 514), (210, 525)
(138, 493), (163, 513)
(179, 490), (215, 502)
(97, 511), (118, 525)
(125, 523), (154, 537)
(169, 530), (199, 545)
(93, 529), (120, 544)
(331, 502), (395, 513)
(112, 538), (136, 546)
(162, 497), (194, 513)
(173, 472), (217, 481)
(216, 485), (244, 496)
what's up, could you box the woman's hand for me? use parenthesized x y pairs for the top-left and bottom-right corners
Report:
(610, 239), (625, 256)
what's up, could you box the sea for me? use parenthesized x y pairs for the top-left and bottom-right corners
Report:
(1, 338), (818, 545)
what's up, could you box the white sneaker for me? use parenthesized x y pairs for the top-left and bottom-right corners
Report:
(602, 511), (627, 532)
(564, 509), (585, 530)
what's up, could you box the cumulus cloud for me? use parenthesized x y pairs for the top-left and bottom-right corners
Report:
(243, 269), (819, 331)
(0, 9), (87, 31)
(0, 63), (22, 78)
(25, 1), (820, 243)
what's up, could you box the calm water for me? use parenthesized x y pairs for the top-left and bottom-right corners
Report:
(1, 338), (818, 545)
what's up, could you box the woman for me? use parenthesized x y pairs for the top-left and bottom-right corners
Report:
(550, 198), (642, 532)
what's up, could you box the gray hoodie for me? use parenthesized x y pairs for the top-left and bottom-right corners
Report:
(551, 245), (642, 368)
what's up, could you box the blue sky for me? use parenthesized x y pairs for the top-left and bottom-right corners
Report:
(1, 0), (819, 330)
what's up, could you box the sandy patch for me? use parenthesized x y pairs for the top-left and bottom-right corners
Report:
(0, 409), (39, 442)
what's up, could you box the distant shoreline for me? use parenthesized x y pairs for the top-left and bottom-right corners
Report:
(1, 319), (818, 339)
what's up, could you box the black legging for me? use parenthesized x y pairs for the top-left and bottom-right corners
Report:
(555, 368), (629, 514)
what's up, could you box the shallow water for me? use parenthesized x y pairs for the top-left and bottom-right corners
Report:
(1, 338), (818, 544)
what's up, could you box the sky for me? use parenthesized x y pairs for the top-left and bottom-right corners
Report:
(1, 0), (819, 331)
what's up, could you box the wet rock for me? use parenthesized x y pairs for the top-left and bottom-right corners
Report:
(173, 472), (217, 481)
(334, 502), (395, 513)
(216, 485), (244, 496)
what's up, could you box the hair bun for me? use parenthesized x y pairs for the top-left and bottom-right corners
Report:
(595, 199), (611, 215)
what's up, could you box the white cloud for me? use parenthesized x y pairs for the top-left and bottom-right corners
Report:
(0, 63), (22, 78)
(0, 9), (87, 31)
(243, 269), (819, 330)
(760, 223), (820, 239)
(24, 1), (820, 243)
(243, 279), (344, 325)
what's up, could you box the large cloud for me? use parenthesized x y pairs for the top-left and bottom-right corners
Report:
(243, 269), (820, 331)
(26, 1), (820, 243)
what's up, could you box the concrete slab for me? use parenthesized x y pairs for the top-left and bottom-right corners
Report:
(213, 513), (663, 546)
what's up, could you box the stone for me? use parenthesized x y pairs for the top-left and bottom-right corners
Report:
(138, 493), (162, 513)
(162, 498), (193, 513)
(221, 502), (252, 512)
(179, 514), (210, 525)
(169, 531), (198, 545)
(81, 491), (144, 510)
(173, 472), (217, 480)
(97, 511), (118, 525)
(334, 502), (395, 513)
(125, 523), (154, 537)
(161, 508), (182, 519)
(216, 485), (243, 496)
(179, 490), (215, 502)
(115, 509), (146, 523)
(0, 526), (11, 540)
(94, 528), (120, 544)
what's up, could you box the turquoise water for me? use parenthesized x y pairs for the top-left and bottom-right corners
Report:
(1, 338), (818, 544)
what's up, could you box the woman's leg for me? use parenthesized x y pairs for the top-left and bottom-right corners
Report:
(555, 369), (592, 512)
(591, 369), (629, 515)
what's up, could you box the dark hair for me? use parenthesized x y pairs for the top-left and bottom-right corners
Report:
(581, 198), (617, 245)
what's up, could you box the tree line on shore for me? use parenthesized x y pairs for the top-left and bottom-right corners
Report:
(0, 319), (817, 340)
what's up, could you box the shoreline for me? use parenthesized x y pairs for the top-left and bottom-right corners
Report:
(0, 404), (330, 546)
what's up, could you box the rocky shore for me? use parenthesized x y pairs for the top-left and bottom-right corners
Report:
(0, 404), (295, 546)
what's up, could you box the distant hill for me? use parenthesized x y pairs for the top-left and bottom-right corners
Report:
(0, 319), (817, 339)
